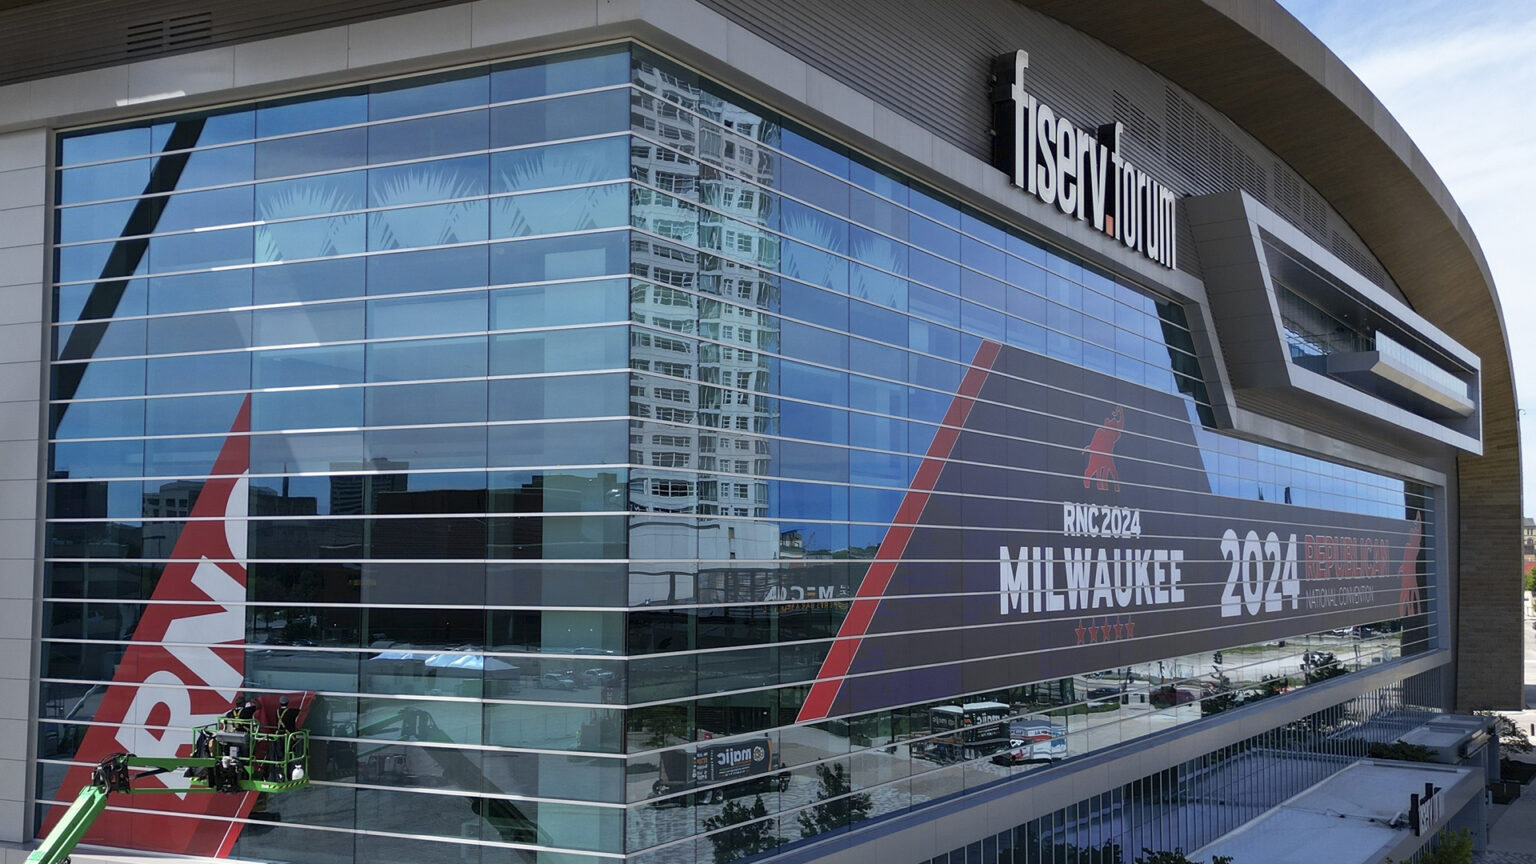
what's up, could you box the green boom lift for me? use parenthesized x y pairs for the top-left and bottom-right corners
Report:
(27, 717), (311, 864)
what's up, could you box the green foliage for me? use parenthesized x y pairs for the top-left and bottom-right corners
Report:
(796, 763), (872, 839)
(1301, 650), (1348, 684)
(1256, 675), (1287, 699)
(1200, 690), (1238, 717)
(1367, 741), (1437, 762)
(1423, 828), (1474, 864)
(1523, 566), (1536, 594)
(1040, 838), (1125, 864)
(1134, 848), (1233, 864)
(1200, 672), (1237, 717)
(633, 705), (690, 749)
(1477, 709), (1534, 755)
(701, 795), (779, 862)
(1384, 828), (1473, 864)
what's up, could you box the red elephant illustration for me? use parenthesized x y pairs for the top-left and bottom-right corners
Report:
(1083, 406), (1124, 492)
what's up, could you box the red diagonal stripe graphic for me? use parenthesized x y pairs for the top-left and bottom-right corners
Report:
(796, 340), (1001, 723)
(39, 397), (257, 858)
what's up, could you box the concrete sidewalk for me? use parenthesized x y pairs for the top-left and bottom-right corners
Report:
(1472, 609), (1536, 864)
(1482, 746), (1536, 862)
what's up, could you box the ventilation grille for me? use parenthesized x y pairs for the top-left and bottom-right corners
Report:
(125, 12), (214, 55)
(1112, 90), (1161, 156)
(1330, 229), (1388, 288)
(1162, 88), (1266, 203)
(1303, 188), (1327, 234)
(1273, 162), (1302, 216)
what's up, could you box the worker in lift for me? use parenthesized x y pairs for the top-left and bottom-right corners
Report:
(275, 696), (300, 734)
(234, 698), (258, 722)
(269, 696), (302, 780)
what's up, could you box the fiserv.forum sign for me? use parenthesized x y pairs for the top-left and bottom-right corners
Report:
(991, 50), (1178, 270)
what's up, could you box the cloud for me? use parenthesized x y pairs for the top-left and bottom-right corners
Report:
(1281, 0), (1536, 512)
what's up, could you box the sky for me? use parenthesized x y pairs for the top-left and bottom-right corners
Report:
(1275, 0), (1536, 515)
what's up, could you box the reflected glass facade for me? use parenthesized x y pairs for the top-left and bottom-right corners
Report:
(37, 43), (1441, 864)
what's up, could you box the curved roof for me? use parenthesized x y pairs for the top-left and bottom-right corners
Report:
(1021, 0), (1518, 708)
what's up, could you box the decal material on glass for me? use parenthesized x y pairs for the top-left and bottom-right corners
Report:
(799, 342), (1426, 722)
(39, 399), (258, 857)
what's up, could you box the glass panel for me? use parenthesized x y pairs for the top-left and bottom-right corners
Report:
(368, 293), (487, 339)
(491, 47), (629, 102)
(368, 199), (488, 250)
(148, 269), (252, 315)
(256, 127), (369, 180)
(491, 136), (629, 192)
(491, 183), (628, 238)
(489, 90), (629, 149)
(366, 336), (488, 382)
(371, 70), (488, 120)
(488, 326), (627, 375)
(256, 91), (367, 137)
(489, 278), (627, 328)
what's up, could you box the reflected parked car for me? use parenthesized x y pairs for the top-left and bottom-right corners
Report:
(1085, 686), (1119, 706)
(579, 668), (616, 687)
(540, 671), (577, 690)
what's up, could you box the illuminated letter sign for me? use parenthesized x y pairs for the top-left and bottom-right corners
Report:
(992, 50), (1179, 270)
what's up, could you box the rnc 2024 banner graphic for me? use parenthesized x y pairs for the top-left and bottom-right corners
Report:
(40, 398), (309, 857)
(798, 340), (1427, 722)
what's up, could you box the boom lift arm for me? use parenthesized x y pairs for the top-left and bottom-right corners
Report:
(27, 719), (310, 864)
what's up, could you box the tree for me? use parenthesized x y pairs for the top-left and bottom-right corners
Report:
(1477, 709), (1534, 755)
(1200, 673), (1237, 717)
(1200, 690), (1238, 717)
(1043, 838), (1125, 863)
(1423, 829), (1475, 864)
(1301, 650), (1347, 684)
(1134, 849), (1233, 864)
(1523, 566), (1536, 594)
(1385, 828), (1473, 864)
(796, 763), (872, 839)
(702, 795), (780, 863)
(633, 704), (691, 750)
(1255, 675), (1287, 700)
(1367, 741), (1436, 762)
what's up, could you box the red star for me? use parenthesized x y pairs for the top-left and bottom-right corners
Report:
(1113, 622), (1124, 640)
(1075, 624), (1087, 645)
(1125, 621), (1135, 638)
(1099, 624), (1113, 641)
(1087, 624), (1099, 643)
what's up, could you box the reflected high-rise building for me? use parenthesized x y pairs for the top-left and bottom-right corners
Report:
(328, 459), (409, 516)
(629, 59), (782, 607)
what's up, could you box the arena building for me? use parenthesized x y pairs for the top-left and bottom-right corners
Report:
(0, 1), (1521, 862)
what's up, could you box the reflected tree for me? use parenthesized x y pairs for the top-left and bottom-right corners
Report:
(796, 763), (871, 839)
(1135, 849), (1232, 864)
(702, 795), (779, 863)
(1041, 838), (1125, 864)
(1301, 651), (1347, 684)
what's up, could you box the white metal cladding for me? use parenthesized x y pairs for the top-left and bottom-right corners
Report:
(0, 0), (463, 86)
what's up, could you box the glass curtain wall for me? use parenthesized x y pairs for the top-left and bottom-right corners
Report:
(45, 46), (637, 864)
(616, 47), (1437, 864)
(38, 42), (1441, 864)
